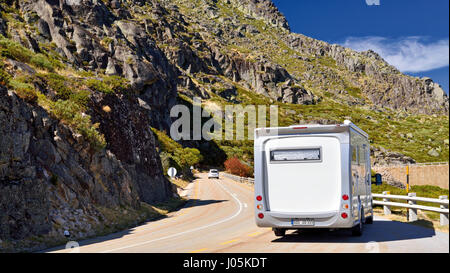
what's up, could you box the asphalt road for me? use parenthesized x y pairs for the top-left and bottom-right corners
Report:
(47, 173), (449, 253)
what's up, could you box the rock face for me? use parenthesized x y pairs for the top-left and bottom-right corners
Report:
(228, 0), (290, 31)
(285, 36), (449, 114)
(371, 146), (416, 166)
(5, 0), (447, 114)
(88, 92), (171, 204)
(31, 0), (178, 129)
(0, 84), (170, 250)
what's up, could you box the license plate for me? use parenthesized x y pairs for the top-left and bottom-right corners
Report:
(291, 218), (315, 226)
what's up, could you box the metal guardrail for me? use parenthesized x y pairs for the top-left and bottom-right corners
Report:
(221, 173), (449, 226)
(222, 172), (255, 184)
(373, 192), (449, 226)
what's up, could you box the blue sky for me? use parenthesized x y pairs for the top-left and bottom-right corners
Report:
(272, 0), (449, 94)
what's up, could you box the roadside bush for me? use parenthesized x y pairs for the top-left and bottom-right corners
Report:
(151, 128), (202, 178)
(173, 147), (203, 169)
(224, 157), (253, 177)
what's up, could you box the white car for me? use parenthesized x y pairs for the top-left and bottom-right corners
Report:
(208, 169), (219, 179)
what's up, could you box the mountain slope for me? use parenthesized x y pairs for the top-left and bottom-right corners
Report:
(0, 0), (448, 251)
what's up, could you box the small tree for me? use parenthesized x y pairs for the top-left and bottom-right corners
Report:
(224, 157), (253, 177)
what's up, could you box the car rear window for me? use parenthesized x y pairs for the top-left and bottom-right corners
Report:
(270, 148), (321, 162)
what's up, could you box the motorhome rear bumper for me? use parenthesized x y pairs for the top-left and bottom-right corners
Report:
(255, 210), (354, 228)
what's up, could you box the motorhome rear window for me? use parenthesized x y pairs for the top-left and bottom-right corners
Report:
(270, 148), (321, 162)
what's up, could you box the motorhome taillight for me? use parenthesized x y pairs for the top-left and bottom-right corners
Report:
(258, 213), (264, 219)
(256, 195), (262, 201)
(257, 204), (263, 210)
(341, 212), (348, 219)
(342, 194), (349, 201)
(293, 127), (307, 129)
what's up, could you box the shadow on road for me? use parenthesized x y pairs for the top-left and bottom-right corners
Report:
(272, 219), (437, 244)
(185, 199), (228, 209)
(42, 198), (229, 252)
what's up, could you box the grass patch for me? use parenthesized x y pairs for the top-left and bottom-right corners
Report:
(372, 184), (448, 229)
(84, 75), (130, 94)
(374, 207), (448, 233)
(0, 36), (62, 72)
(50, 100), (106, 151)
(8, 77), (37, 102)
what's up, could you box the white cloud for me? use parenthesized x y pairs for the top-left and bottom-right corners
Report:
(342, 36), (449, 73)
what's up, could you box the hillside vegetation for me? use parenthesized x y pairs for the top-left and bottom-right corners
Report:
(0, 0), (448, 251)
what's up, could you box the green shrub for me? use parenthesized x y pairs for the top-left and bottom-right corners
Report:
(8, 78), (37, 102)
(173, 147), (203, 169)
(103, 75), (130, 92)
(0, 64), (11, 85)
(0, 37), (33, 63)
(70, 89), (91, 106)
(85, 78), (113, 94)
(85, 76), (130, 94)
(0, 36), (62, 71)
(44, 73), (73, 100)
(151, 128), (203, 177)
(151, 128), (182, 153)
(30, 53), (55, 72)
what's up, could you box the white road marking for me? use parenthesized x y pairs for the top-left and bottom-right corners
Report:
(244, 203), (248, 208)
(365, 241), (380, 253)
(101, 179), (243, 253)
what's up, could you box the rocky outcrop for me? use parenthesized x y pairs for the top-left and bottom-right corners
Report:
(0, 84), (171, 250)
(331, 45), (450, 114)
(30, 0), (178, 130)
(228, 0), (290, 31)
(287, 36), (449, 114)
(88, 92), (172, 204)
(371, 146), (416, 166)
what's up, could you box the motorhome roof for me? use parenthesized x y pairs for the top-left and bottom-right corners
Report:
(255, 120), (369, 138)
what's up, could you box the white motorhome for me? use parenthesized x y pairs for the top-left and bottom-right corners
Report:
(254, 120), (373, 236)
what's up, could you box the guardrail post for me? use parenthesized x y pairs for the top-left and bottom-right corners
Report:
(408, 193), (417, 222)
(439, 195), (449, 226)
(383, 191), (391, 215)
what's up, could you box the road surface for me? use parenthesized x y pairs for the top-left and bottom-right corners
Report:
(47, 173), (449, 253)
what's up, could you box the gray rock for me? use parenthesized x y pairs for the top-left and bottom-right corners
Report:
(37, 19), (51, 39)
(427, 148), (440, 157)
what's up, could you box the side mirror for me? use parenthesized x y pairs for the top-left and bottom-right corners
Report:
(374, 173), (382, 186)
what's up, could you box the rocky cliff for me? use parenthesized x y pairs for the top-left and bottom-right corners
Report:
(0, 0), (448, 251)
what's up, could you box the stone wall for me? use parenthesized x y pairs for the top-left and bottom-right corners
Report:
(373, 163), (449, 189)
